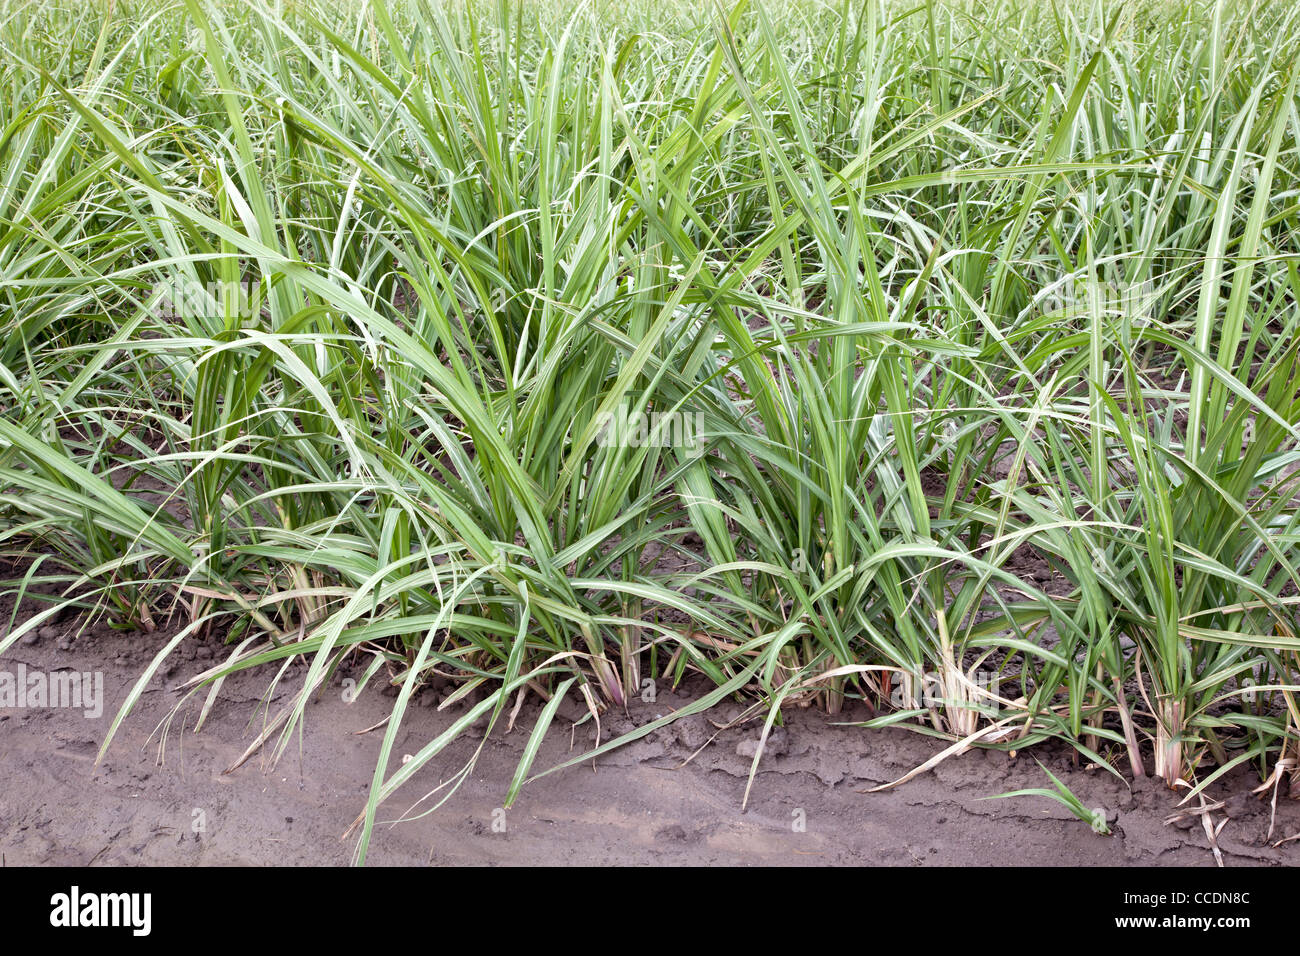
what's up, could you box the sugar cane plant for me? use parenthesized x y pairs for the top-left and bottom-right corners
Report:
(0, 0), (1298, 861)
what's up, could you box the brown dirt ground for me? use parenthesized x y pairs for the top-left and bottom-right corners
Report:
(3, 614), (1298, 867)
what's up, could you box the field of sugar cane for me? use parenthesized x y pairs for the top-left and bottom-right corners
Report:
(1, 0), (1298, 862)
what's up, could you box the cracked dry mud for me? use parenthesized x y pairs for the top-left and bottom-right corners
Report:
(2, 618), (1297, 867)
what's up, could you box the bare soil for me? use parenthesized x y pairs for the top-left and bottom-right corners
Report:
(1, 613), (1298, 866)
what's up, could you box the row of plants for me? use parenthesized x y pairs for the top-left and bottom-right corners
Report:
(0, 0), (1297, 860)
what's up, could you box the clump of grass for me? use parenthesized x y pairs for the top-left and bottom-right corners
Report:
(0, 0), (1297, 861)
(984, 760), (1113, 835)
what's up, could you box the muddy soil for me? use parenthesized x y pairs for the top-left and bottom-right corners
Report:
(2, 617), (1297, 867)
